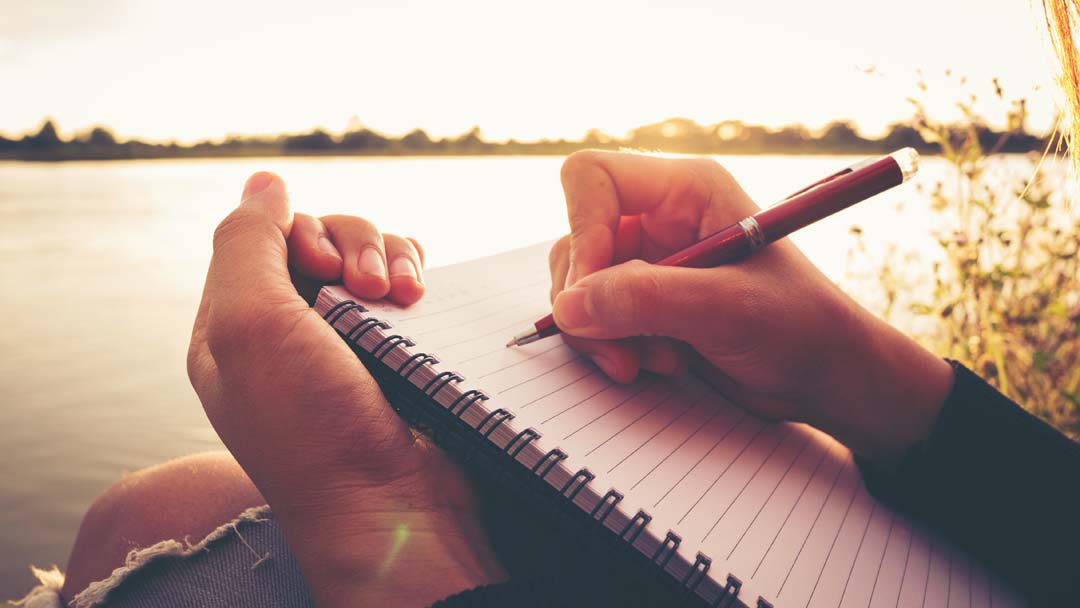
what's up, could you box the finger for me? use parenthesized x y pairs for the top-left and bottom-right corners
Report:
(406, 237), (426, 267)
(203, 172), (311, 370)
(560, 151), (759, 285)
(187, 267), (221, 404)
(562, 335), (641, 384)
(548, 235), (570, 302)
(638, 337), (688, 376)
(321, 214), (389, 300)
(384, 233), (425, 306)
(287, 213), (343, 282)
(552, 259), (759, 344)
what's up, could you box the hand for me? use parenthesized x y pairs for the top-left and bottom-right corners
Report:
(187, 173), (505, 608)
(548, 151), (954, 463)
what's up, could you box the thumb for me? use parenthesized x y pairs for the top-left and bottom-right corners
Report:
(209, 172), (294, 296)
(552, 259), (735, 343)
(204, 172), (300, 361)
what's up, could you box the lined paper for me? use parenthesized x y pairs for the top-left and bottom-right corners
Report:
(354, 242), (1025, 608)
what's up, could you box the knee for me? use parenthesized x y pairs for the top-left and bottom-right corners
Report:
(61, 451), (264, 600)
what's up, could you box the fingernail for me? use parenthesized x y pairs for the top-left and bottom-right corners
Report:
(358, 247), (386, 278)
(389, 256), (418, 280)
(553, 287), (591, 329)
(242, 172), (274, 199)
(318, 235), (341, 259)
(592, 354), (618, 379)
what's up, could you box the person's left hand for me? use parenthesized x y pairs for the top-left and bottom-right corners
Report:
(187, 172), (506, 608)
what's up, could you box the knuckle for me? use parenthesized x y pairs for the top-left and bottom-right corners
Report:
(600, 260), (660, 333)
(211, 211), (254, 254)
(205, 300), (310, 371)
(185, 339), (204, 385)
(204, 306), (249, 366)
(560, 149), (603, 183)
(722, 274), (767, 340)
(688, 156), (733, 184)
(548, 235), (571, 275)
(548, 234), (570, 264)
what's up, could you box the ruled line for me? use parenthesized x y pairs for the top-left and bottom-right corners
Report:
(542, 381), (621, 424)
(729, 438), (817, 560)
(394, 279), (547, 322)
(746, 443), (830, 573)
(838, 502), (878, 607)
(630, 398), (734, 492)
(518, 368), (597, 409)
(868, 514), (898, 606)
(563, 380), (657, 440)
(410, 294), (537, 341)
(921, 535), (933, 608)
(805, 483), (861, 608)
(777, 456), (847, 597)
(607, 397), (704, 474)
(428, 314), (538, 351)
(699, 428), (797, 542)
(496, 357), (581, 393)
(897, 523), (915, 608)
(645, 412), (747, 499)
(670, 422), (774, 520)
(582, 388), (678, 457)
(470, 341), (566, 374)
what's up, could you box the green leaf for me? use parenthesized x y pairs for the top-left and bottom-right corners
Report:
(1034, 351), (1055, 371)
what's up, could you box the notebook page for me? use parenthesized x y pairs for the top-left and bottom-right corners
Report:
(357, 242), (1025, 608)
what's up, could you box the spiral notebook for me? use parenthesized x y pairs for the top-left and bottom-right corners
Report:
(314, 242), (1025, 608)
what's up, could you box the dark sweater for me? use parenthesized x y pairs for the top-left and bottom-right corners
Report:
(434, 361), (1080, 606)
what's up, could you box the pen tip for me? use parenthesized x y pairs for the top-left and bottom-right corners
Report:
(507, 327), (540, 348)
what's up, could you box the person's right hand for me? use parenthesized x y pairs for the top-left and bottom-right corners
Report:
(548, 150), (955, 463)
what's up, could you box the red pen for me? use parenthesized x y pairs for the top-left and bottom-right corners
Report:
(506, 147), (919, 347)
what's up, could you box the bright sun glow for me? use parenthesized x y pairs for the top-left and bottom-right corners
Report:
(0, 0), (1060, 143)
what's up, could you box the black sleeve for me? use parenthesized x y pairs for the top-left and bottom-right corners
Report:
(857, 360), (1080, 605)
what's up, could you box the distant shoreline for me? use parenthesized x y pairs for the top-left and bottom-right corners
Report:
(0, 148), (1046, 163)
(1, 116), (1052, 162)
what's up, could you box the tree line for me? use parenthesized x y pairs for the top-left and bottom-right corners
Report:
(0, 116), (1050, 161)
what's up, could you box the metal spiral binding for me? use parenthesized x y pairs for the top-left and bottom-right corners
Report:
(504, 428), (541, 459)
(713, 574), (742, 608)
(532, 448), (568, 480)
(372, 335), (415, 359)
(398, 353), (440, 379)
(681, 553), (711, 593)
(347, 317), (391, 342)
(651, 531), (681, 569)
(477, 408), (515, 437)
(423, 371), (465, 397)
(560, 469), (595, 501)
(447, 389), (489, 417)
(320, 294), (752, 608)
(323, 300), (366, 325)
(619, 510), (652, 545)
(589, 489), (623, 523)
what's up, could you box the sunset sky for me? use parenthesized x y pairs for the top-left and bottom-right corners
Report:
(0, 0), (1062, 143)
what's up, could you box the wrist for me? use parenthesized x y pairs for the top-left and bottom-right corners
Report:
(262, 464), (507, 608)
(812, 307), (953, 465)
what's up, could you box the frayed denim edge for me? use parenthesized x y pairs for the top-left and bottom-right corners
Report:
(13, 505), (272, 608)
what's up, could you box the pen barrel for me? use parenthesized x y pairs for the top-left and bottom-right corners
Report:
(655, 155), (903, 269)
(656, 223), (752, 268)
(753, 155), (902, 242)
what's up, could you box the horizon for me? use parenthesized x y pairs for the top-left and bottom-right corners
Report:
(0, 0), (1063, 143)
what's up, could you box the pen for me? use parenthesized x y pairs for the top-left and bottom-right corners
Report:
(506, 147), (920, 347)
